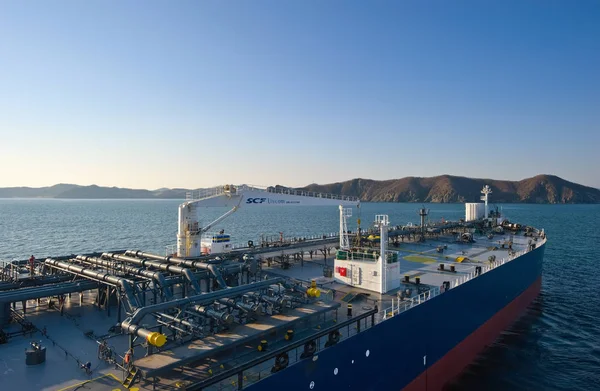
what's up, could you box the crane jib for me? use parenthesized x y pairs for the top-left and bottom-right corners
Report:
(176, 185), (358, 257)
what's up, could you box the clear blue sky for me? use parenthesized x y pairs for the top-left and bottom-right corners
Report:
(1, 1), (598, 189)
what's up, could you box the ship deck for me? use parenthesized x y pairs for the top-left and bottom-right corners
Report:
(0, 240), (349, 391)
(0, 231), (540, 391)
(133, 301), (338, 377)
(262, 231), (536, 318)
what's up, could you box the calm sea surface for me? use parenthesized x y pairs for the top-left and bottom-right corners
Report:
(1, 199), (599, 390)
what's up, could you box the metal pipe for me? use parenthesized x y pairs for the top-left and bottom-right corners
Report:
(156, 319), (189, 335)
(0, 275), (73, 292)
(154, 312), (198, 330)
(119, 278), (282, 347)
(44, 259), (140, 312)
(124, 277), (283, 325)
(44, 265), (118, 288)
(120, 321), (167, 348)
(76, 255), (173, 300)
(268, 284), (287, 294)
(244, 291), (289, 308)
(0, 280), (98, 304)
(125, 250), (229, 289)
(261, 295), (289, 308)
(218, 298), (261, 314)
(206, 264), (228, 289)
(0, 282), (93, 300)
(103, 253), (202, 294)
(222, 263), (249, 273)
(193, 305), (233, 324)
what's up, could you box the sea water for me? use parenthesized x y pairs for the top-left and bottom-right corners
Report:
(0, 199), (598, 390)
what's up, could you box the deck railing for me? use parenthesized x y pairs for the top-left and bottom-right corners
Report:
(185, 184), (360, 202)
(164, 232), (341, 255)
(336, 248), (398, 263)
(193, 306), (378, 391)
(381, 237), (543, 321)
(0, 260), (21, 282)
(382, 286), (442, 320)
(186, 186), (227, 201)
(262, 186), (360, 202)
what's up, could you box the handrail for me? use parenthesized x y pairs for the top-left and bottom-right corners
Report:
(189, 306), (378, 390)
(186, 186), (227, 201)
(381, 236), (544, 321)
(383, 286), (442, 320)
(0, 260), (20, 282)
(185, 184), (360, 203)
(263, 187), (359, 202)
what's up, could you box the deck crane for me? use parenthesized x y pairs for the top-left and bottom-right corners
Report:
(177, 184), (360, 257)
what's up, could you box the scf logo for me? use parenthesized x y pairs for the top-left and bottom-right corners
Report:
(246, 198), (266, 204)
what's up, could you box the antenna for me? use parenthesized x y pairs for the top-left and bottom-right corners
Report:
(419, 206), (429, 241)
(354, 203), (362, 247)
(480, 185), (492, 219)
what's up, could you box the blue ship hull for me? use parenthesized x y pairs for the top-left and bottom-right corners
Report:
(246, 242), (545, 391)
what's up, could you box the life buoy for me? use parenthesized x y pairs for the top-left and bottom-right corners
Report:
(276, 353), (289, 368)
(124, 351), (132, 364)
(271, 352), (290, 373)
(325, 330), (341, 347)
(300, 340), (317, 359)
(330, 330), (340, 343)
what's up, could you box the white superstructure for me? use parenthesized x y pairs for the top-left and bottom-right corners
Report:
(333, 214), (401, 294)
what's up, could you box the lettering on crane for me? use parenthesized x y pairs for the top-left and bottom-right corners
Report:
(246, 198), (267, 204)
(245, 197), (301, 204)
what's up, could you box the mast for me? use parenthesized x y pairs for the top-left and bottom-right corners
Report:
(376, 214), (389, 293)
(419, 207), (429, 241)
(339, 206), (352, 250)
(481, 185), (492, 220)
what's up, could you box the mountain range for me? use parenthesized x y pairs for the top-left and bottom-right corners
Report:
(0, 175), (598, 203)
(301, 174), (600, 204)
(0, 184), (190, 199)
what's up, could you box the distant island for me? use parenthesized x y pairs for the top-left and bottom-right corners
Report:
(1, 174), (599, 204)
(301, 174), (600, 204)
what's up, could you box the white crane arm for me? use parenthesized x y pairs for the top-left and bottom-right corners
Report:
(176, 185), (359, 257)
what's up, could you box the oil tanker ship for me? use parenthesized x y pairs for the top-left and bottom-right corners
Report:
(0, 184), (545, 391)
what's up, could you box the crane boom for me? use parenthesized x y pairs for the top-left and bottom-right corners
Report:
(177, 184), (359, 257)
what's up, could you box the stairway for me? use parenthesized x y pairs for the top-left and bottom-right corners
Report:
(341, 291), (357, 303)
(122, 367), (140, 388)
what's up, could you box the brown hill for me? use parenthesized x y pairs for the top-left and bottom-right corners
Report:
(1, 175), (597, 203)
(300, 175), (600, 204)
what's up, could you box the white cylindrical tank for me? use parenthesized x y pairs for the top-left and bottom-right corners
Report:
(465, 203), (473, 221)
(465, 203), (485, 221)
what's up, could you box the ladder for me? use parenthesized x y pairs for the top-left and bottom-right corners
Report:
(122, 367), (140, 388)
(341, 292), (358, 303)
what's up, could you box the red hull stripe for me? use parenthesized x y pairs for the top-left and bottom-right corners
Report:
(403, 277), (542, 391)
